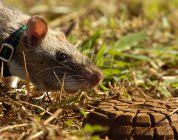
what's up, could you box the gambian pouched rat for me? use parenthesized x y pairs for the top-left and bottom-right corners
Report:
(0, 3), (103, 92)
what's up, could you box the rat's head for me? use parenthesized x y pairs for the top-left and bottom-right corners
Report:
(10, 16), (103, 92)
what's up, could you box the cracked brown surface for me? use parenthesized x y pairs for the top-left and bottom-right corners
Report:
(86, 98), (178, 140)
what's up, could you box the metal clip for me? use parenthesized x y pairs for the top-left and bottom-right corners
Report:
(0, 43), (14, 62)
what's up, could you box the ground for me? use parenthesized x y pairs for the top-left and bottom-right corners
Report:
(0, 0), (178, 140)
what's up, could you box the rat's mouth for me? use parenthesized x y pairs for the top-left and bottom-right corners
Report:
(37, 80), (80, 92)
(40, 81), (91, 93)
(36, 69), (103, 92)
(64, 89), (80, 93)
(63, 81), (89, 93)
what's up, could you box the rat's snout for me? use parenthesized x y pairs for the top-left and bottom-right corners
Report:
(91, 71), (103, 86)
(85, 70), (103, 87)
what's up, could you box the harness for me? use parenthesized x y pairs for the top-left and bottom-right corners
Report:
(0, 25), (26, 76)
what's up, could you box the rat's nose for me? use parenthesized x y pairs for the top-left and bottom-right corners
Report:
(90, 71), (103, 87)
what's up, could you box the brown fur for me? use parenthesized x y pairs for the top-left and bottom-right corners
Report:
(0, 5), (103, 92)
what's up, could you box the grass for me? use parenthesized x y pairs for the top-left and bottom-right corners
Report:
(1, 0), (178, 139)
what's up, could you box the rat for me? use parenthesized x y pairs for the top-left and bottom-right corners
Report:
(0, 3), (103, 92)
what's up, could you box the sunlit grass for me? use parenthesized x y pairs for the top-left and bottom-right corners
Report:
(1, 0), (178, 139)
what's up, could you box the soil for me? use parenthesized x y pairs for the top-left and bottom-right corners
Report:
(86, 97), (178, 140)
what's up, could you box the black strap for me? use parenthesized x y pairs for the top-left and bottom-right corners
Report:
(3, 25), (26, 52)
(0, 62), (11, 76)
(0, 25), (26, 77)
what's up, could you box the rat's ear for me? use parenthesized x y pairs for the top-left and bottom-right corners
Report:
(26, 16), (48, 45)
(61, 19), (77, 37)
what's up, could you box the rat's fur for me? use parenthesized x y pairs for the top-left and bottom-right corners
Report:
(0, 4), (103, 92)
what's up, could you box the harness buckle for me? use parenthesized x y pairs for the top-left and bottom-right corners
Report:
(0, 43), (14, 62)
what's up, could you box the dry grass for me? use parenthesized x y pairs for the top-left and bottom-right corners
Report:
(1, 0), (178, 139)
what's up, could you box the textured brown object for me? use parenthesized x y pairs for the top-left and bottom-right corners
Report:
(86, 98), (178, 140)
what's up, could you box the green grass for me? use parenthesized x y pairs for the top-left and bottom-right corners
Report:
(1, 0), (178, 139)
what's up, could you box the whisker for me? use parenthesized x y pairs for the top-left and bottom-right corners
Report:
(40, 51), (76, 72)
(64, 78), (86, 83)
(53, 71), (61, 86)
(23, 48), (78, 73)
(65, 75), (84, 78)
(36, 66), (85, 79)
(35, 66), (68, 75)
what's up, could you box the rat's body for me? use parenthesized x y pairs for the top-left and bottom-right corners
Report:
(0, 4), (103, 92)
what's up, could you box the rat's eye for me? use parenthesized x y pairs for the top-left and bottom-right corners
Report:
(56, 52), (68, 61)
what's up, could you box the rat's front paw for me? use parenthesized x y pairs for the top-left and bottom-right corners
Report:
(1, 76), (19, 89)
